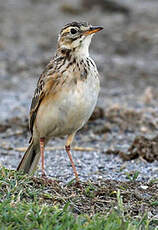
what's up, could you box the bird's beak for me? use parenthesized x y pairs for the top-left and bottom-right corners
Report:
(83, 26), (103, 35)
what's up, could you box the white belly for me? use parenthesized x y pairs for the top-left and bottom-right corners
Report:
(34, 73), (100, 139)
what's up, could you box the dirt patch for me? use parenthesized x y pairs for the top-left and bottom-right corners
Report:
(105, 135), (158, 163)
(30, 177), (158, 217)
(104, 105), (158, 134)
(2, 168), (157, 218)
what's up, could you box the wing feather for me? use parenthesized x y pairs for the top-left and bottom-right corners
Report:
(29, 55), (67, 136)
(29, 59), (59, 135)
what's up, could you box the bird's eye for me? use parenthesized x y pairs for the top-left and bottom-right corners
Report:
(70, 28), (77, 34)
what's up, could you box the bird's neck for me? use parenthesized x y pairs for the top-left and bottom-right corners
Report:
(74, 45), (89, 57)
(57, 46), (89, 61)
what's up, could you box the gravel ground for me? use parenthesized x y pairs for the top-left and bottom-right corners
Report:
(0, 0), (158, 183)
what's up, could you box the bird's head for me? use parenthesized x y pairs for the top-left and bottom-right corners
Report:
(58, 22), (103, 56)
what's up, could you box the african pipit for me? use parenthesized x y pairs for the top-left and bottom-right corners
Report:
(17, 22), (103, 182)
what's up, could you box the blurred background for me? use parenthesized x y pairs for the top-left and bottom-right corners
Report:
(0, 0), (158, 182)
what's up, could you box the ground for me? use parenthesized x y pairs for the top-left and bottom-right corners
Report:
(0, 168), (158, 229)
(0, 0), (158, 227)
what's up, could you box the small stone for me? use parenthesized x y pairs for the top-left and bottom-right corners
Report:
(140, 185), (148, 190)
(140, 126), (148, 133)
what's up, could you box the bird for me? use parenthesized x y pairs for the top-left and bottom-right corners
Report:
(17, 21), (103, 182)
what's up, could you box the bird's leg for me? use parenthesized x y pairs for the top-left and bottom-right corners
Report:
(65, 133), (79, 182)
(40, 137), (46, 177)
(65, 145), (79, 182)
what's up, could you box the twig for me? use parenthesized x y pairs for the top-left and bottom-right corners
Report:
(15, 146), (98, 152)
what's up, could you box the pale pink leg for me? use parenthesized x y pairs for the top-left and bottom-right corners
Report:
(65, 145), (79, 182)
(40, 137), (46, 177)
(65, 133), (79, 182)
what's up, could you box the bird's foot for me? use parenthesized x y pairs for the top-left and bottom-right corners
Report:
(41, 175), (57, 185)
(68, 177), (82, 188)
(41, 170), (47, 178)
(40, 171), (55, 184)
(75, 179), (82, 188)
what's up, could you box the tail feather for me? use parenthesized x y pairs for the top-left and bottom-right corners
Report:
(17, 141), (40, 174)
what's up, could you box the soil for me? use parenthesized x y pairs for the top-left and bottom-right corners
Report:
(23, 175), (158, 218)
(1, 168), (158, 220)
